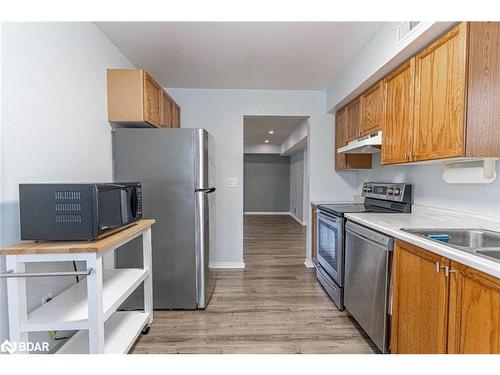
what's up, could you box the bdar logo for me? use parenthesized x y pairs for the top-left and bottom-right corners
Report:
(1, 340), (16, 354)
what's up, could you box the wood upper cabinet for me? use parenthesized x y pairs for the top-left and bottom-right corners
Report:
(107, 69), (181, 128)
(345, 97), (361, 141)
(413, 22), (468, 162)
(143, 72), (162, 127)
(160, 91), (172, 128)
(391, 239), (500, 354)
(465, 22), (500, 157)
(382, 59), (415, 165)
(359, 81), (383, 136)
(381, 22), (500, 164)
(391, 240), (450, 354)
(335, 108), (348, 170)
(172, 102), (181, 128)
(334, 109), (372, 171)
(448, 261), (500, 353)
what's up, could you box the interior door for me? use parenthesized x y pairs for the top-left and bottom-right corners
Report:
(382, 59), (415, 165)
(413, 22), (467, 162)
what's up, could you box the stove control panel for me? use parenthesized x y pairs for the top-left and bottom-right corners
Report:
(362, 182), (412, 203)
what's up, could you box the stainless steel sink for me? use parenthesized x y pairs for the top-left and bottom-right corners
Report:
(476, 249), (500, 261)
(400, 228), (500, 263)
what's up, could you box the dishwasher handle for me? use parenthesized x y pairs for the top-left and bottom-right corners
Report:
(346, 221), (393, 249)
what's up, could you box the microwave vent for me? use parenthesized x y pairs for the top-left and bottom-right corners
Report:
(397, 21), (421, 42)
(55, 202), (81, 212)
(55, 214), (82, 223)
(55, 191), (81, 200)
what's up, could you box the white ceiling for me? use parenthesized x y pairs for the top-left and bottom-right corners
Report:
(244, 116), (307, 145)
(95, 22), (386, 90)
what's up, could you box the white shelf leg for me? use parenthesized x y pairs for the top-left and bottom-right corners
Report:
(143, 228), (153, 325)
(6, 255), (29, 354)
(86, 254), (104, 354)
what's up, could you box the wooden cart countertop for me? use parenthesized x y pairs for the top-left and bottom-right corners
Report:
(0, 219), (155, 255)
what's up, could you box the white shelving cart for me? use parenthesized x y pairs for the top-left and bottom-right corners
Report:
(0, 219), (155, 354)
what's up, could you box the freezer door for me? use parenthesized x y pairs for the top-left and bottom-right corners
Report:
(195, 188), (216, 308)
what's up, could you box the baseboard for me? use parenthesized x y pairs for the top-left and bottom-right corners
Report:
(289, 212), (306, 226)
(209, 261), (245, 269)
(244, 211), (290, 215)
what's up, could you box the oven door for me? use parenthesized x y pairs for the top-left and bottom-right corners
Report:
(317, 210), (344, 287)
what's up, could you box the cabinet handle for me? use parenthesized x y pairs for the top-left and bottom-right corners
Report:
(404, 152), (408, 160)
(438, 265), (457, 277)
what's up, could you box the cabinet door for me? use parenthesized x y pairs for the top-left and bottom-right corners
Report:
(335, 109), (347, 170)
(465, 22), (500, 157)
(360, 82), (383, 136)
(345, 97), (361, 141)
(391, 240), (450, 353)
(161, 91), (172, 128)
(448, 261), (500, 353)
(382, 59), (415, 165)
(413, 22), (468, 162)
(143, 72), (162, 127)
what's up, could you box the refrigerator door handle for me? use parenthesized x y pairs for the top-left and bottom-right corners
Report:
(195, 188), (216, 193)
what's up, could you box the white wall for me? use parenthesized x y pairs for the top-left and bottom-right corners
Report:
(358, 155), (500, 218)
(167, 88), (358, 266)
(244, 143), (281, 154)
(290, 150), (305, 222)
(326, 22), (457, 112)
(328, 21), (500, 219)
(281, 118), (307, 154)
(0, 23), (134, 346)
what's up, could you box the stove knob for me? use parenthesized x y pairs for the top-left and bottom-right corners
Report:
(394, 188), (401, 196)
(366, 186), (372, 193)
(387, 188), (394, 195)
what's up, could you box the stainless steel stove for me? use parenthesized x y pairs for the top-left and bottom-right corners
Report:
(315, 182), (412, 311)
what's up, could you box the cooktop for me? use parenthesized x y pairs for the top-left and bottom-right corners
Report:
(317, 182), (413, 218)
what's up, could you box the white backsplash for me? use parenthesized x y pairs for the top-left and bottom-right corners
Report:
(357, 153), (500, 218)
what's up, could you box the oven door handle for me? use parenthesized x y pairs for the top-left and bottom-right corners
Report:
(317, 211), (343, 223)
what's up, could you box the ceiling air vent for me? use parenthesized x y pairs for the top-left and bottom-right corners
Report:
(397, 21), (421, 42)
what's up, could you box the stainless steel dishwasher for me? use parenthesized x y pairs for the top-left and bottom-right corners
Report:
(344, 221), (394, 353)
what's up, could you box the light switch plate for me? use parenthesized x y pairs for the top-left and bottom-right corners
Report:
(227, 177), (238, 188)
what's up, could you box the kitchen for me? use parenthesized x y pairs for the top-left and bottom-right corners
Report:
(0, 3), (499, 371)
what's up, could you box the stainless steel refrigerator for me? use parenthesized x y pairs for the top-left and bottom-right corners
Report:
(113, 128), (216, 309)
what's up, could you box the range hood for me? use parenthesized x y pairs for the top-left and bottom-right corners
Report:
(338, 131), (382, 154)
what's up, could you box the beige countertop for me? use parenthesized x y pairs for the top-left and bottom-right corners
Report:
(0, 219), (155, 255)
(345, 206), (500, 279)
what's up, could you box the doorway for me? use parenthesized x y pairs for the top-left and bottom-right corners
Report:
(242, 115), (310, 265)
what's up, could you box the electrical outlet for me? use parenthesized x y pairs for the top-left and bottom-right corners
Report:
(42, 292), (53, 305)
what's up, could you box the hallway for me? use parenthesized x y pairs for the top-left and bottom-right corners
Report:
(131, 215), (376, 353)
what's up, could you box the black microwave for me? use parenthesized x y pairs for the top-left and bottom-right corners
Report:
(19, 183), (142, 241)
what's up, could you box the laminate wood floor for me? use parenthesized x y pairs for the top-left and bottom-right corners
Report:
(131, 215), (377, 354)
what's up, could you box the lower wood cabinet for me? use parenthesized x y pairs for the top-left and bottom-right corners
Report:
(448, 261), (500, 353)
(391, 239), (500, 354)
(311, 205), (317, 264)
